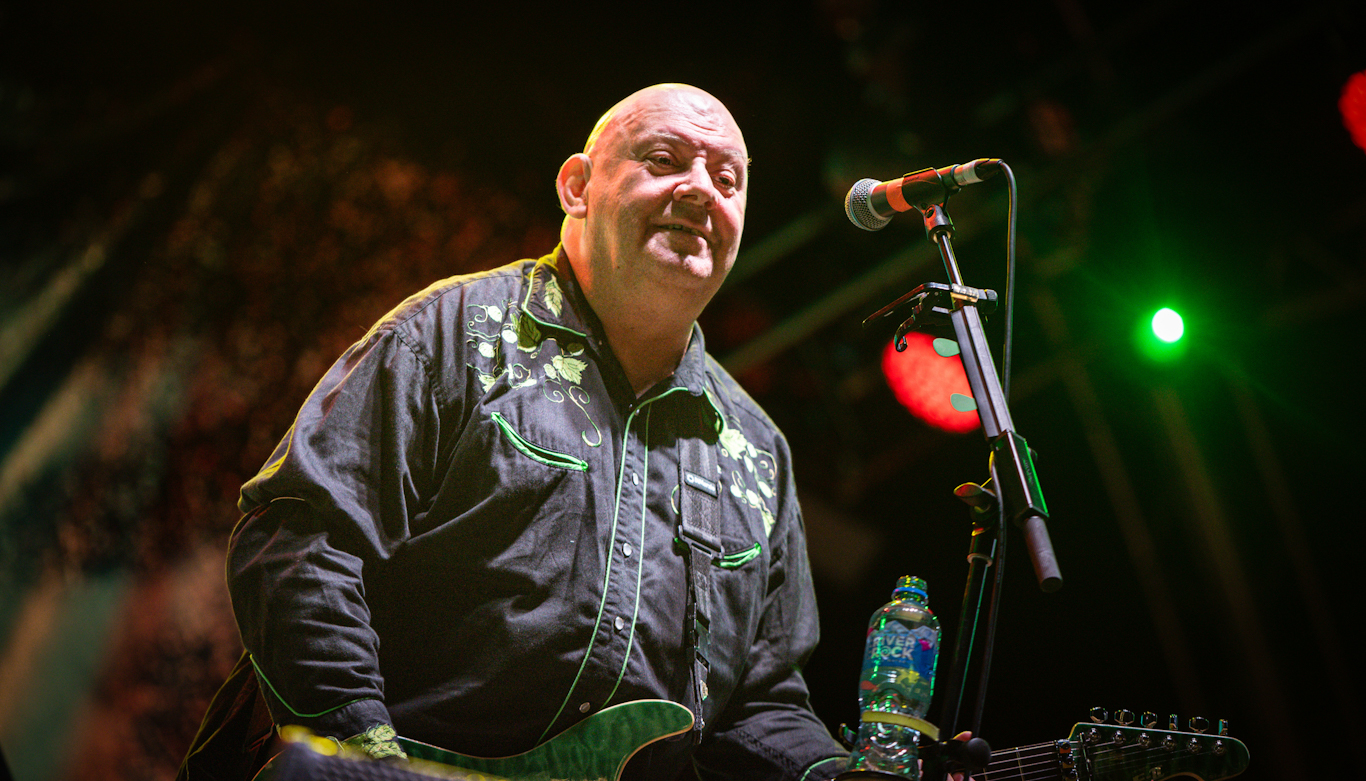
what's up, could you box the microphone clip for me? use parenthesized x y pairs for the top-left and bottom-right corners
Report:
(862, 282), (998, 350)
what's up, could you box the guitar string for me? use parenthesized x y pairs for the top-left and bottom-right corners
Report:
(977, 738), (1225, 781)
(1090, 742), (1214, 771)
(977, 742), (1060, 781)
(1056, 739), (1231, 780)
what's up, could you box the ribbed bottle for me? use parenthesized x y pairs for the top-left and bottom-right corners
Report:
(846, 576), (941, 779)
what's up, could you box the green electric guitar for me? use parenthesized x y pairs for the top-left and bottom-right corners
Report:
(260, 701), (1250, 781)
(261, 699), (693, 781)
(968, 709), (1250, 781)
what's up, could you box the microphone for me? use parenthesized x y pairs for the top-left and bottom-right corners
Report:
(844, 159), (1002, 231)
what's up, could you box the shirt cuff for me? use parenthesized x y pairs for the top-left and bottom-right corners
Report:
(268, 695), (393, 743)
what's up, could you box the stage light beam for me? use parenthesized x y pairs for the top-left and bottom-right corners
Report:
(1152, 307), (1185, 343)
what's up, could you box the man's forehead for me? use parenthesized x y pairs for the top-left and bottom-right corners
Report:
(590, 85), (746, 158)
(628, 127), (748, 165)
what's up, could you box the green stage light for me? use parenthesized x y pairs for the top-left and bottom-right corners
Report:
(1152, 307), (1185, 343)
(1134, 305), (1188, 363)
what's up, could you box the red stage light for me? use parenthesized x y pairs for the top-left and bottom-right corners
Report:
(881, 332), (980, 434)
(1341, 70), (1366, 154)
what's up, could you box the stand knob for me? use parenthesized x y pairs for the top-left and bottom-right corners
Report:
(942, 737), (992, 773)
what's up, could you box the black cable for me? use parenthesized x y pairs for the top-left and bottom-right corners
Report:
(999, 163), (1019, 403)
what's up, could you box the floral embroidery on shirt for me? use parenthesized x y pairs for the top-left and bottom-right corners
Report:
(515, 308), (541, 350)
(717, 417), (778, 536)
(466, 298), (602, 447)
(542, 274), (565, 317)
(546, 353), (587, 384)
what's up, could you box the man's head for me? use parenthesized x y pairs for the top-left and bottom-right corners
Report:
(557, 84), (748, 322)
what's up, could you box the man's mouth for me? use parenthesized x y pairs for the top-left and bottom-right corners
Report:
(661, 224), (706, 239)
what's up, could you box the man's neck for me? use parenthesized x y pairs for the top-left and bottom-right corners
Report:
(597, 313), (694, 397)
(557, 239), (708, 397)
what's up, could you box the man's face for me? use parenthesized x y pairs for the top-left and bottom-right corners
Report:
(581, 88), (748, 303)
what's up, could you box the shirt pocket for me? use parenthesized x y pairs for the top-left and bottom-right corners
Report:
(715, 540), (762, 570)
(491, 411), (588, 471)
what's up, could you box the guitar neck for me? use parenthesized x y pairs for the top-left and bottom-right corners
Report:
(970, 726), (1250, 781)
(976, 741), (1063, 781)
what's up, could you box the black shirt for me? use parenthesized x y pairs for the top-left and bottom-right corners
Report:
(228, 249), (847, 780)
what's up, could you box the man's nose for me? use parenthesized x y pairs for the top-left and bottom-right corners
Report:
(673, 162), (716, 207)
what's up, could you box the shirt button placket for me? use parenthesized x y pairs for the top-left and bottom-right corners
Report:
(598, 416), (647, 693)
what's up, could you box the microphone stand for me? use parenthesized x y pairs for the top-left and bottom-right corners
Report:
(860, 184), (1060, 781)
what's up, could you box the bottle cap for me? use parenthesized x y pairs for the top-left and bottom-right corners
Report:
(893, 575), (928, 602)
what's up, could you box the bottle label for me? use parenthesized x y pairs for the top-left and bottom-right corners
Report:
(860, 621), (938, 706)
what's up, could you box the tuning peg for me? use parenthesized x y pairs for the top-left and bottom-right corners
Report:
(1187, 736), (1203, 753)
(1089, 707), (1108, 724)
(1217, 719), (1230, 736)
(1189, 716), (1209, 734)
(1167, 713), (1178, 731)
(1140, 711), (1158, 728)
(1115, 709), (1135, 726)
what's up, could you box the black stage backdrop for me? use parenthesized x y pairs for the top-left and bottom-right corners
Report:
(1, 3), (1363, 780)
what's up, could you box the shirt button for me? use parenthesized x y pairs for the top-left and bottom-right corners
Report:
(632, 472), (640, 486)
(614, 616), (625, 632)
(579, 702), (592, 713)
(622, 543), (633, 558)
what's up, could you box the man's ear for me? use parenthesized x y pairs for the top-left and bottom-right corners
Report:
(556, 153), (593, 219)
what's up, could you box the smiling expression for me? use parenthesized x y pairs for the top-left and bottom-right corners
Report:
(580, 86), (749, 304)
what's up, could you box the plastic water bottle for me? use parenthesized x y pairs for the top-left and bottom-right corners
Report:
(846, 576), (941, 779)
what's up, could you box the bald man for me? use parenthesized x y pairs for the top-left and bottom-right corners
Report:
(196, 85), (848, 781)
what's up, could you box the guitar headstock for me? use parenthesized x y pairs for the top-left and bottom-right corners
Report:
(1058, 708), (1250, 781)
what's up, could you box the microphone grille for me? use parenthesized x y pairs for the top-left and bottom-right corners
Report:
(845, 179), (891, 231)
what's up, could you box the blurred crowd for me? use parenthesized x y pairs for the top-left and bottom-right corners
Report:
(2, 79), (558, 780)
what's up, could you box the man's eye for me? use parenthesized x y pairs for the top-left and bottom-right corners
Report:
(648, 154), (676, 167)
(717, 174), (737, 189)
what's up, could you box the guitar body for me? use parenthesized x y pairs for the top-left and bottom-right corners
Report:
(397, 699), (694, 781)
(261, 703), (1251, 781)
(260, 699), (695, 781)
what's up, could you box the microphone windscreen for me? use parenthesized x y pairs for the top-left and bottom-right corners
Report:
(845, 179), (891, 231)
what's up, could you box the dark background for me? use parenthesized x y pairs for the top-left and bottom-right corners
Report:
(2, 2), (1363, 780)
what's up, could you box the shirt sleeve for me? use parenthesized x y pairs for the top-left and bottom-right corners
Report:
(227, 326), (446, 740)
(692, 436), (850, 781)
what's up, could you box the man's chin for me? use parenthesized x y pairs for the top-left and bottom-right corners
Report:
(645, 245), (719, 283)
(676, 253), (719, 281)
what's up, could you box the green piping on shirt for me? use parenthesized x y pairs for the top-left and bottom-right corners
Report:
(717, 542), (762, 569)
(248, 654), (379, 719)
(799, 756), (849, 781)
(491, 412), (589, 471)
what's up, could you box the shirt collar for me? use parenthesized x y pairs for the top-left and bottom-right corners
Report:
(520, 246), (595, 342)
(672, 323), (712, 398)
(521, 246), (721, 424)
